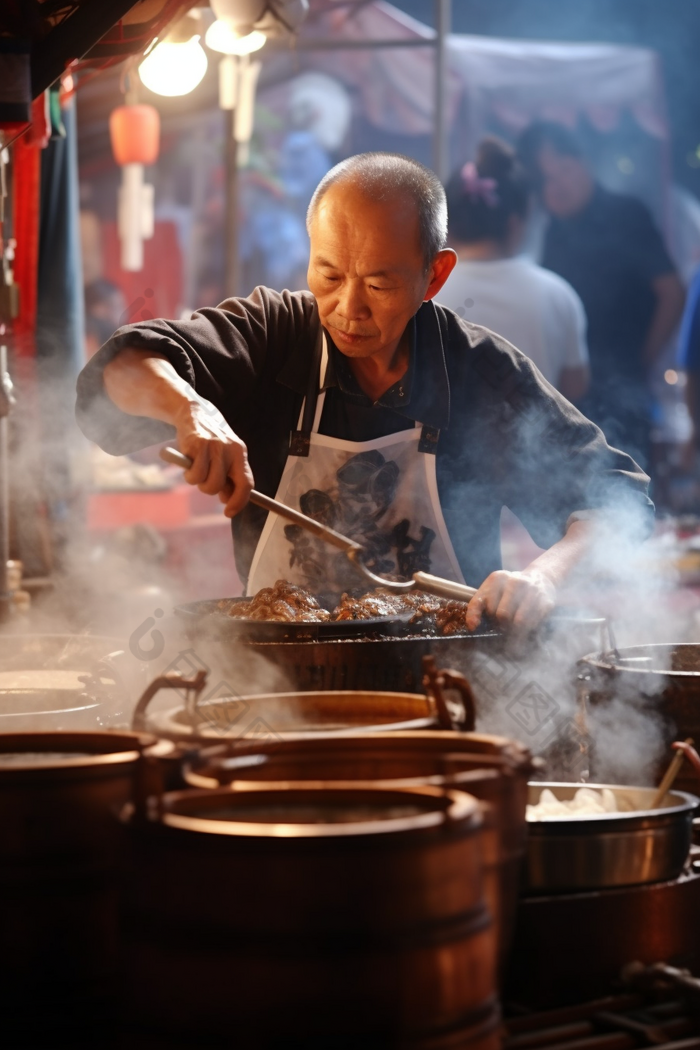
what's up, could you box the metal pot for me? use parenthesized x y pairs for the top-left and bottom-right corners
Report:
(0, 634), (139, 729)
(578, 643), (700, 792)
(506, 869), (700, 1009)
(525, 781), (699, 892)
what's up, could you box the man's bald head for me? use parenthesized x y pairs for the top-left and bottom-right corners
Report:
(306, 152), (447, 269)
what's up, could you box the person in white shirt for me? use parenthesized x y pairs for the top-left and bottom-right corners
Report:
(438, 137), (590, 402)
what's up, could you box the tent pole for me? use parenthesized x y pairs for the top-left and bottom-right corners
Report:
(433, 0), (451, 182)
(224, 108), (239, 298)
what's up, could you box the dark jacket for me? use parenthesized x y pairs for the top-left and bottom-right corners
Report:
(76, 286), (654, 587)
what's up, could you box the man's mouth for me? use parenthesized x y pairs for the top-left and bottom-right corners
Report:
(328, 325), (372, 343)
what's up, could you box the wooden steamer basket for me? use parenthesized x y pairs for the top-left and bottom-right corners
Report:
(0, 730), (174, 1042)
(578, 643), (700, 792)
(121, 782), (500, 1048)
(130, 665), (479, 742)
(183, 729), (535, 971)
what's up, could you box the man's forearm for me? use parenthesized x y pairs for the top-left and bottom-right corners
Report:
(102, 348), (254, 516)
(523, 518), (597, 590)
(103, 349), (201, 427)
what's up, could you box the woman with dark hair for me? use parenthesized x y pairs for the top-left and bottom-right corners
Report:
(438, 137), (590, 402)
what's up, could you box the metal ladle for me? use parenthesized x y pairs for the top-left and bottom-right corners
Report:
(159, 446), (478, 603)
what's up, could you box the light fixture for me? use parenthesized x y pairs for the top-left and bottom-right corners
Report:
(205, 21), (266, 56)
(208, 0), (308, 40)
(138, 35), (208, 97)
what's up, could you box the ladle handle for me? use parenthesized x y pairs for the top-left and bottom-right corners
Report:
(159, 446), (360, 555)
(413, 572), (478, 603)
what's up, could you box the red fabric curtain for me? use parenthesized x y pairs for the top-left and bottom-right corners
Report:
(11, 128), (41, 356)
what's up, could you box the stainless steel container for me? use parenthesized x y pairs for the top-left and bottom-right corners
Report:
(525, 781), (698, 892)
(579, 643), (700, 792)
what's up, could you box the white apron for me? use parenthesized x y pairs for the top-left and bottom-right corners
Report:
(247, 337), (464, 596)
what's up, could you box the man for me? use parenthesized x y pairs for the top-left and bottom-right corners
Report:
(76, 152), (653, 630)
(517, 122), (685, 469)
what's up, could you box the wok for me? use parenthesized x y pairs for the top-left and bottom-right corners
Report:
(174, 596), (417, 642)
(525, 781), (699, 892)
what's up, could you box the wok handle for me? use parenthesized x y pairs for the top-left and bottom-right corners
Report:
(131, 670), (209, 732)
(413, 571), (478, 603)
(159, 446), (361, 555)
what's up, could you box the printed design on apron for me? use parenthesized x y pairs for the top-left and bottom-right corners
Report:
(247, 335), (464, 597)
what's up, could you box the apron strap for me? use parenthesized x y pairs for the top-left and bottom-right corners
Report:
(289, 331), (328, 457)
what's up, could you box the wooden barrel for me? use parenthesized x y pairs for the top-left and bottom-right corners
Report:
(0, 730), (171, 1043)
(137, 687), (479, 743)
(122, 784), (500, 1048)
(182, 730), (533, 969)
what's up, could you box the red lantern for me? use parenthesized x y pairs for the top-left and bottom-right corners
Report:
(109, 104), (160, 272)
(109, 104), (160, 166)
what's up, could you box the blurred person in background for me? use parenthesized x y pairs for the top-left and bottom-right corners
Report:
(438, 137), (589, 401)
(517, 121), (685, 470)
(677, 265), (700, 470)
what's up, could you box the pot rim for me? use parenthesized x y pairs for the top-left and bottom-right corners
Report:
(158, 783), (481, 839)
(526, 780), (699, 833)
(0, 729), (164, 774)
(581, 642), (700, 677)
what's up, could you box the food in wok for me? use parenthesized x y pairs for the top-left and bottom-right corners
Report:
(223, 581), (472, 635)
(225, 581), (331, 623)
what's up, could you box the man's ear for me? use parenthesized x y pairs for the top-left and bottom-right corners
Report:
(424, 248), (458, 301)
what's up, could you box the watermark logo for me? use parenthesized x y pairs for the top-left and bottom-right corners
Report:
(119, 287), (155, 327)
(128, 618), (283, 742)
(129, 607), (165, 661)
(468, 650), (521, 700)
(505, 680), (558, 736)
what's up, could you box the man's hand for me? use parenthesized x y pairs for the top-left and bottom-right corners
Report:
(175, 400), (254, 517)
(103, 349), (254, 517)
(465, 568), (556, 632)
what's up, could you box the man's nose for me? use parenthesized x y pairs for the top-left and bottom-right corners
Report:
(337, 281), (370, 320)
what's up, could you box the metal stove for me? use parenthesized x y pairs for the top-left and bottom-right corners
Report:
(504, 963), (700, 1050)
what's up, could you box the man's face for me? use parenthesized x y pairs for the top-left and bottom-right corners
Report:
(307, 181), (450, 360)
(537, 144), (592, 219)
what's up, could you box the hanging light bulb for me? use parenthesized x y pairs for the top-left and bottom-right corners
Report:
(138, 36), (208, 97)
(205, 21), (266, 56)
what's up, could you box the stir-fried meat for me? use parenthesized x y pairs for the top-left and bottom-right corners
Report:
(229, 581), (331, 623)
(332, 589), (415, 620)
(227, 581), (472, 633)
(435, 600), (470, 635)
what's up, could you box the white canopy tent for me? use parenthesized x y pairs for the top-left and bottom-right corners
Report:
(278, 1), (672, 224)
